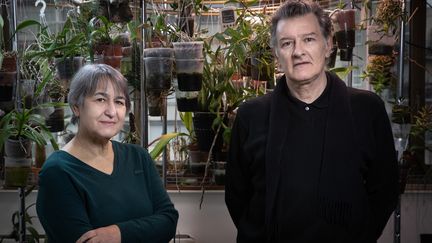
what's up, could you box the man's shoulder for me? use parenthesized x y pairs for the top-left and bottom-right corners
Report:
(347, 87), (384, 106)
(238, 92), (272, 114)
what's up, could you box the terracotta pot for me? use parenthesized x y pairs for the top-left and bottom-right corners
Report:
(0, 55), (17, 72)
(95, 44), (123, 56)
(103, 56), (122, 70)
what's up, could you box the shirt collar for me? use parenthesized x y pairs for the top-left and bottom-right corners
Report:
(281, 75), (331, 109)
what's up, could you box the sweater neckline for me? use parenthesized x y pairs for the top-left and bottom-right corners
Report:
(57, 140), (119, 177)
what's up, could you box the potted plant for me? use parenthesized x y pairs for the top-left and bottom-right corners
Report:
(90, 16), (123, 68)
(26, 17), (86, 83)
(330, 2), (357, 61)
(0, 17), (40, 106)
(0, 104), (59, 187)
(45, 78), (68, 132)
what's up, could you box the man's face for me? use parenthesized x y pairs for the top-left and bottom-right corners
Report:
(274, 13), (332, 85)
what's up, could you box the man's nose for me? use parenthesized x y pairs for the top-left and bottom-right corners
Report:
(292, 42), (305, 57)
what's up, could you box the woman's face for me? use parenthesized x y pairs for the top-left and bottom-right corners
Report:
(73, 80), (127, 141)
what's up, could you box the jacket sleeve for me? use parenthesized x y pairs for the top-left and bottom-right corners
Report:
(225, 108), (251, 228)
(37, 165), (93, 243)
(367, 99), (400, 238)
(116, 150), (178, 243)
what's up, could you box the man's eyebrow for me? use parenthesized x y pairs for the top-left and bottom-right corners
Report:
(279, 32), (318, 41)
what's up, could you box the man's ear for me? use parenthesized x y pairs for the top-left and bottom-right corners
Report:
(325, 36), (333, 58)
(273, 48), (279, 58)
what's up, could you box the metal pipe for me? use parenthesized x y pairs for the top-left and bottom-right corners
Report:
(397, 0), (406, 99)
(18, 187), (26, 243)
(141, 0), (149, 148)
(394, 1), (406, 243)
(162, 99), (168, 187)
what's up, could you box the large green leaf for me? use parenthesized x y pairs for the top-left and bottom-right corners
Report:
(149, 132), (186, 160)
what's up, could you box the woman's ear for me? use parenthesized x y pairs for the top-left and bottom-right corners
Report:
(72, 105), (80, 118)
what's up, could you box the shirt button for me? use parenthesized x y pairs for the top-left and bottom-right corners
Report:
(305, 106), (310, 111)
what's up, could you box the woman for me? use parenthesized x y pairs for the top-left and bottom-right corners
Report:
(37, 64), (178, 243)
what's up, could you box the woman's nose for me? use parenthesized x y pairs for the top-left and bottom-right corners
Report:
(104, 101), (117, 117)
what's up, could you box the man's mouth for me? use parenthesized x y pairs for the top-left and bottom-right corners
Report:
(294, 62), (310, 67)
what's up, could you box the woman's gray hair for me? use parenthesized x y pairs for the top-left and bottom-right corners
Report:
(270, 0), (332, 48)
(68, 64), (131, 124)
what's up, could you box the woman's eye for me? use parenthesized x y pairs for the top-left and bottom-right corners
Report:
(96, 98), (106, 102)
(116, 100), (125, 106)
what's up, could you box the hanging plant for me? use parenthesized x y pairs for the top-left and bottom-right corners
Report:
(374, 0), (404, 35)
(363, 54), (396, 95)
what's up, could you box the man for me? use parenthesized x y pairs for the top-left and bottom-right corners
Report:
(225, 1), (399, 242)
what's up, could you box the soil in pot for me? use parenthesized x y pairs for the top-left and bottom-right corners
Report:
(4, 157), (32, 188)
(177, 73), (203, 91)
(1, 55), (17, 72)
(0, 71), (16, 102)
(176, 97), (199, 112)
(368, 44), (394, 55)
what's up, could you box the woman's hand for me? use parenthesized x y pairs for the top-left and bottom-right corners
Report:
(76, 225), (121, 243)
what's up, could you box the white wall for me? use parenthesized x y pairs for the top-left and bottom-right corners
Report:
(1, 190), (431, 243)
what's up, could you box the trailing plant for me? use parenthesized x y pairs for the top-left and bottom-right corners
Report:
(363, 54), (396, 95)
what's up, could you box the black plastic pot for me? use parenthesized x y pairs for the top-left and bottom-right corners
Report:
(368, 44), (394, 55)
(192, 112), (224, 152)
(335, 29), (355, 61)
(46, 107), (65, 132)
(176, 97), (199, 112)
(55, 56), (84, 81)
(0, 71), (16, 102)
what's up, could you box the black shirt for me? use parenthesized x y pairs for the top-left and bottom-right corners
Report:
(276, 79), (330, 241)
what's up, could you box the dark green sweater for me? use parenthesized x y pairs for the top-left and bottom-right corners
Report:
(36, 141), (178, 243)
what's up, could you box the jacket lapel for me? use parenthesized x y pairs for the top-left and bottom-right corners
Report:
(265, 77), (290, 240)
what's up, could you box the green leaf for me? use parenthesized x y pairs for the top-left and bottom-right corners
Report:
(149, 132), (186, 160)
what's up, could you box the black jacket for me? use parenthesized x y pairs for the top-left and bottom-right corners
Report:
(225, 72), (399, 243)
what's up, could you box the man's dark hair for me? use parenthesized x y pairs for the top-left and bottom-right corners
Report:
(270, 0), (332, 48)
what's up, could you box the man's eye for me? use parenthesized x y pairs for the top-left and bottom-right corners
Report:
(305, 37), (315, 42)
(96, 98), (106, 102)
(281, 41), (292, 47)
